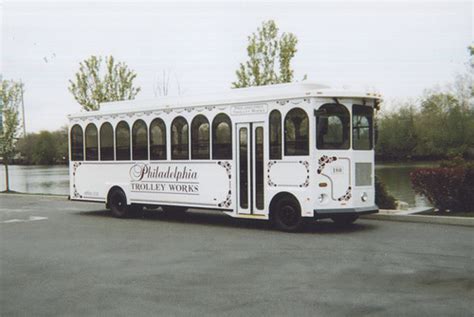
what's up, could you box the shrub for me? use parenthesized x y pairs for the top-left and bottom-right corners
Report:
(410, 168), (467, 212)
(459, 166), (474, 211)
(375, 176), (397, 209)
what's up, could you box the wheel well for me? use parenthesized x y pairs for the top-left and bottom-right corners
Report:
(269, 192), (301, 219)
(106, 186), (125, 207)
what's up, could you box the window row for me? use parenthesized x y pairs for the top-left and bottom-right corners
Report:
(315, 104), (373, 150)
(70, 114), (232, 161)
(268, 104), (373, 160)
(269, 108), (309, 159)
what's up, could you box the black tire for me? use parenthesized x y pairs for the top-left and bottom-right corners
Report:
(109, 189), (131, 218)
(272, 197), (305, 232)
(331, 214), (359, 225)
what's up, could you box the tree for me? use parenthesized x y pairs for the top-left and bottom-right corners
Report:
(153, 69), (186, 97)
(68, 55), (141, 111)
(0, 80), (23, 192)
(16, 126), (68, 165)
(232, 20), (299, 88)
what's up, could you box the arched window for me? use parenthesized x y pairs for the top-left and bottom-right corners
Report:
(132, 120), (148, 160)
(316, 103), (350, 150)
(284, 108), (309, 156)
(100, 123), (114, 160)
(70, 124), (84, 161)
(269, 110), (282, 159)
(115, 121), (131, 160)
(212, 113), (232, 159)
(171, 116), (189, 160)
(191, 115), (210, 159)
(85, 123), (98, 160)
(150, 118), (166, 160)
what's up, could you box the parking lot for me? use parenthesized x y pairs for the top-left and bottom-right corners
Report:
(1, 193), (473, 316)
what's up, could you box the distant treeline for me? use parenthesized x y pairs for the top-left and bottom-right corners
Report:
(15, 127), (68, 165)
(376, 76), (474, 161)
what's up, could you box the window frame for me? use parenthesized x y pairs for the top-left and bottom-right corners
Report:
(132, 119), (148, 160)
(212, 113), (232, 160)
(149, 118), (167, 160)
(284, 107), (309, 156)
(85, 123), (98, 161)
(115, 121), (131, 161)
(70, 124), (84, 161)
(315, 103), (351, 150)
(269, 110), (282, 160)
(191, 114), (210, 160)
(352, 104), (374, 150)
(99, 122), (114, 161)
(171, 116), (189, 160)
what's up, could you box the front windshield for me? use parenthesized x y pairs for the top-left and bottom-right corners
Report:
(316, 103), (350, 150)
(352, 104), (373, 150)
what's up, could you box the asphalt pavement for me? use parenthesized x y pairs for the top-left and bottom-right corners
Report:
(1, 194), (473, 316)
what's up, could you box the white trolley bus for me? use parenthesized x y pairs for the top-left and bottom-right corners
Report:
(68, 83), (380, 231)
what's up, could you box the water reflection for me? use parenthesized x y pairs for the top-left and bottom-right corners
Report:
(375, 162), (437, 207)
(1, 163), (435, 207)
(0, 165), (69, 195)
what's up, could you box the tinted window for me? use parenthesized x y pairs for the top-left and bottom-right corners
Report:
(85, 123), (98, 161)
(353, 104), (373, 150)
(191, 115), (210, 159)
(171, 116), (189, 160)
(284, 108), (309, 156)
(150, 118), (166, 160)
(269, 110), (282, 159)
(212, 113), (232, 159)
(70, 124), (83, 161)
(239, 128), (248, 209)
(116, 121), (131, 160)
(316, 103), (350, 150)
(255, 127), (264, 210)
(132, 120), (148, 160)
(100, 122), (114, 160)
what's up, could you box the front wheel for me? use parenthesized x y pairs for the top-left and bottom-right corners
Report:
(272, 197), (305, 232)
(109, 189), (131, 218)
(331, 214), (359, 225)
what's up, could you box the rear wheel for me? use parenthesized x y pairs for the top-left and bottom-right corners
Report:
(272, 197), (304, 232)
(331, 214), (358, 225)
(109, 189), (131, 218)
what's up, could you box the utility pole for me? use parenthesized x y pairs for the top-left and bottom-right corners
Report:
(19, 80), (26, 137)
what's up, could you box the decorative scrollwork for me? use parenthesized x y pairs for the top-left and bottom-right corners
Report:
(299, 160), (310, 187)
(317, 155), (337, 174)
(337, 187), (352, 202)
(217, 161), (232, 207)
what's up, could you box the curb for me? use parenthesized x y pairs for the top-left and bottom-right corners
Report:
(0, 192), (68, 199)
(362, 213), (474, 227)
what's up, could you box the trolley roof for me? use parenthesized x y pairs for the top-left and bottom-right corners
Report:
(68, 82), (382, 119)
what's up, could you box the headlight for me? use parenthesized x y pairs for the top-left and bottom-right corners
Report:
(361, 192), (368, 202)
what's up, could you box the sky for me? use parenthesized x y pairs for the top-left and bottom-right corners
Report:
(1, 0), (473, 132)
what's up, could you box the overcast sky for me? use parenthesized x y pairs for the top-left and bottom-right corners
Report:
(1, 0), (472, 132)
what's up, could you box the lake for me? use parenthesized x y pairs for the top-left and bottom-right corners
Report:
(0, 162), (436, 207)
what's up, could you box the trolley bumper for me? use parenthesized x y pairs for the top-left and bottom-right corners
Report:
(314, 206), (378, 219)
